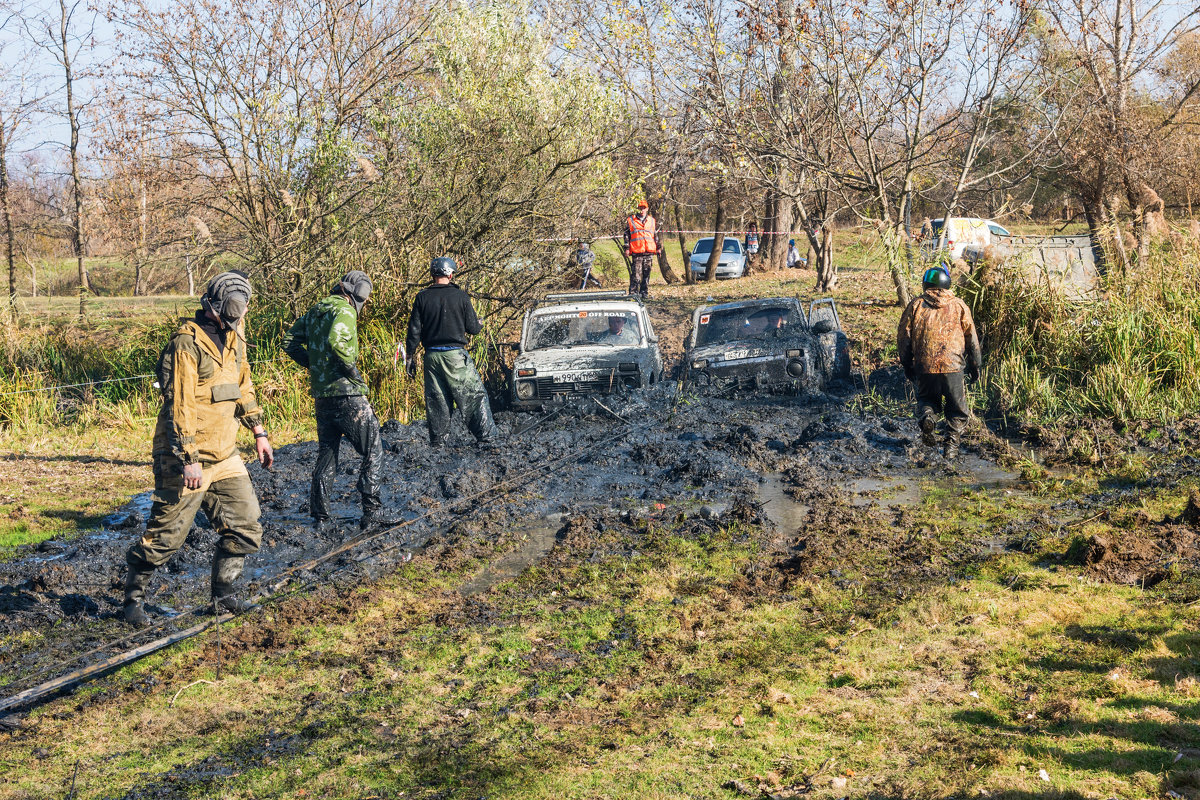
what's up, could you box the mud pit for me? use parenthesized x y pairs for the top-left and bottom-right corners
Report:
(0, 381), (1151, 707)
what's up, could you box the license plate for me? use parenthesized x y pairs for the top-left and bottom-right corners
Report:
(556, 370), (603, 383)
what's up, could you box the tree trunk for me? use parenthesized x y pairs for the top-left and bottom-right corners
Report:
(1082, 199), (1109, 276)
(885, 223), (912, 307)
(762, 186), (777, 272)
(763, 180), (796, 272)
(1105, 196), (1131, 274)
(59, 0), (89, 319)
(643, 187), (679, 285)
(814, 224), (836, 292)
(673, 198), (694, 285)
(135, 177), (147, 296)
(704, 183), (726, 283)
(0, 118), (15, 314)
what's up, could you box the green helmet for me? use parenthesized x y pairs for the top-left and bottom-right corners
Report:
(922, 267), (951, 290)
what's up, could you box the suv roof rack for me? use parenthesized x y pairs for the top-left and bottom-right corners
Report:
(540, 290), (641, 304)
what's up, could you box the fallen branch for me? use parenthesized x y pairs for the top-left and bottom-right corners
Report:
(169, 679), (217, 708)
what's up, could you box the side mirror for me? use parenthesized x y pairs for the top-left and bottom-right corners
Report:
(505, 341), (521, 351)
(811, 320), (836, 335)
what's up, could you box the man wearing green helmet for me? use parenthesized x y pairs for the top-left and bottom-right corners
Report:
(896, 266), (982, 459)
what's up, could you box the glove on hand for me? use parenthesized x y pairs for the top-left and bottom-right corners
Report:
(406, 359), (418, 380)
(966, 363), (980, 383)
(903, 364), (917, 383)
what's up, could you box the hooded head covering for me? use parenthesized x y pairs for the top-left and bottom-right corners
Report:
(201, 271), (252, 328)
(334, 270), (372, 313)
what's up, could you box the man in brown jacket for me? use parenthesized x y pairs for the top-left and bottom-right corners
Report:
(122, 271), (274, 626)
(897, 267), (982, 459)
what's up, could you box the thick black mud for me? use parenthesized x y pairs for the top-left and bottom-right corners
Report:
(0, 384), (1021, 699)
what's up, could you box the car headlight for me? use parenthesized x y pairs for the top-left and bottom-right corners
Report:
(786, 359), (805, 378)
(516, 380), (535, 399)
(692, 359), (708, 369)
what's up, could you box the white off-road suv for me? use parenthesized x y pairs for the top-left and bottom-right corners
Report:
(507, 291), (664, 411)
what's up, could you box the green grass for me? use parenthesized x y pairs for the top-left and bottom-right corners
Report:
(2, 497), (1196, 799)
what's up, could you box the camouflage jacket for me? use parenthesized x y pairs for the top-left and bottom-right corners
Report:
(897, 288), (982, 374)
(283, 295), (367, 398)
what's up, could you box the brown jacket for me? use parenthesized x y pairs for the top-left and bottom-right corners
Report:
(897, 288), (982, 374)
(153, 318), (263, 465)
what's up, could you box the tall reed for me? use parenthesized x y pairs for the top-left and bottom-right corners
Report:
(962, 239), (1200, 425)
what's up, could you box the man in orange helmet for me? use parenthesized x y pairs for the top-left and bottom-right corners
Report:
(623, 200), (662, 298)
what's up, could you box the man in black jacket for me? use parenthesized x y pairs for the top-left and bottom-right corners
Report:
(405, 257), (499, 447)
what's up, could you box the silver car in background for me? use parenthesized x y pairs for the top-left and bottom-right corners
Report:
(688, 237), (747, 280)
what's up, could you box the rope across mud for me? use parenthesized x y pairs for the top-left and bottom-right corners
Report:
(0, 392), (684, 714)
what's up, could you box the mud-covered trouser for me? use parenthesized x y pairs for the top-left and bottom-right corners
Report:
(312, 394), (383, 522)
(629, 254), (653, 296)
(423, 348), (498, 446)
(916, 371), (969, 441)
(126, 453), (262, 599)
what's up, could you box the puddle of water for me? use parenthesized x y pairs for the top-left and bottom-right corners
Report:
(982, 537), (1010, 555)
(757, 474), (810, 532)
(847, 476), (921, 508)
(757, 455), (1021, 524)
(459, 517), (562, 597)
(956, 454), (1019, 490)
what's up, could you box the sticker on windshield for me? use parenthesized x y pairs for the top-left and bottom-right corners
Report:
(535, 310), (636, 323)
(699, 314), (710, 325)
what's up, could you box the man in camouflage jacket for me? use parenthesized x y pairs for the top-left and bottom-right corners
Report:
(285, 271), (394, 533)
(123, 271), (274, 627)
(897, 267), (983, 459)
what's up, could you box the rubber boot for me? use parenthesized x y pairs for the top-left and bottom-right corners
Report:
(359, 508), (402, 532)
(943, 432), (961, 460)
(210, 552), (254, 615)
(123, 554), (155, 627)
(919, 415), (938, 447)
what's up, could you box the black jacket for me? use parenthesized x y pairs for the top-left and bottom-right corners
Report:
(406, 283), (481, 354)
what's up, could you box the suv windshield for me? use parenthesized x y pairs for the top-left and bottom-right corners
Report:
(526, 309), (642, 350)
(694, 304), (804, 347)
(691, 239), (741, 257)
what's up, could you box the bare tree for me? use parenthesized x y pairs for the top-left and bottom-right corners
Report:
(1042, 0), (1200, 268)
(0, 8), (43, 314)
(21, 0), (98, 318)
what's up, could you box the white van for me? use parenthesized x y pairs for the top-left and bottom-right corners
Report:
(923, 217), (1011, 260)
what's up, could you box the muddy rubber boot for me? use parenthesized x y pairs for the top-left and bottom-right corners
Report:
(312, 517), (339, 537)
(943, 434), (961, 460)
(919, 415), (938, 447)
(123, 556), (155, 628)
(359, 509), (402, 532)
(210, 552), (253, 615)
